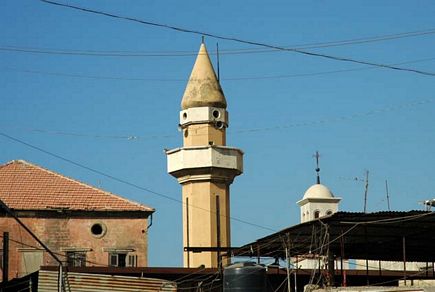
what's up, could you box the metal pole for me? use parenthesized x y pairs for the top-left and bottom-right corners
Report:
(216, 195), (221, 269)
(340, 231), (344, 287)
(403, 237), (407, 286)
(363, 170), (369, 213)
(294, 267), (298, 292)
(58, 264), (63, 292)
(2, 232), (9, 283)
(186, 197), (190, 268)
(285, 247), (291, 292)
(385, 180), (391, 211)
(328, 252), (335, 287)
(364, 225), (369, 285)
(216, 42), (220, 82)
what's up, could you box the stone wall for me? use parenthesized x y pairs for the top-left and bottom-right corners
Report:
(0, 214), (149, 281)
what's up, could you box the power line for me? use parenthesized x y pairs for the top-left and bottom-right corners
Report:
(2, 26), (435, 57)
(39, 0), (435, 77)
(3, 56), (435, 82)
(2, 66), (186, 82)
(0, 131), (275, 232)
(1, 98), (432, 141)
(231, 98), (435, 134)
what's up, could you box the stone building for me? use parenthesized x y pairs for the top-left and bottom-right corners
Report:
(0, 160), (154, 281)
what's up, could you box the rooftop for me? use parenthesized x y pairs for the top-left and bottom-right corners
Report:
(235, 211), (435, 262)
(0, 160), (154, 212)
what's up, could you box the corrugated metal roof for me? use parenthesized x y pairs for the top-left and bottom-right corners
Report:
(235, 211), (435, 262)
(38, 270), (176, 291)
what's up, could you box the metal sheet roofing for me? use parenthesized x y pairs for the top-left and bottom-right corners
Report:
(38, 270), (176, 291)
(235, 211), (435, 262)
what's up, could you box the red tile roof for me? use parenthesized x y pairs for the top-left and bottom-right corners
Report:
(0, 160), (154, 212)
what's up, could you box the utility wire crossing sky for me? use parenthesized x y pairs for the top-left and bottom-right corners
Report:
(40, 0), (435, 77)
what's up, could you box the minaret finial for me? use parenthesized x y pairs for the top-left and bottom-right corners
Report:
(313, 151), (321, 184)
(201, 36), (205, 44)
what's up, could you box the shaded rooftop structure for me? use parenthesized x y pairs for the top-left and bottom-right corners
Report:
(235, 211), (435, 262)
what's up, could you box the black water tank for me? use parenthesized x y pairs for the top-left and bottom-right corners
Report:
(223, 262), (266, 292)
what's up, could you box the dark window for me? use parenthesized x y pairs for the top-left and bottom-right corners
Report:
(118, 254), (126, 267)
(314, 210), (320, 219)
(66, 251), (86, 267)
(91, 223), (105, 237)
(110, 254), (118, 266)
(109, 253), (127, 267)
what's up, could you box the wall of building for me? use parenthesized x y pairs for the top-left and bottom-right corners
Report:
(300, 201), (338, 223)
(0, 215), (149, 281)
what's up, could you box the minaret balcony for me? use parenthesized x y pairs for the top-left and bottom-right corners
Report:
(179, 106), (228, 128)
(166, 146), (243, 183)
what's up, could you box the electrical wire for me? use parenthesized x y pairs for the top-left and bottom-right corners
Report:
(1, 97), (432, 142)
(3, 26), (435, 57)
(3, 29), (435, 56)
(3, 56), (435, 82)
(38, 0), (435, 77)
(0, 131), (276, 232)
(0, 234), (109, 267)
(339, 211), (434, 225)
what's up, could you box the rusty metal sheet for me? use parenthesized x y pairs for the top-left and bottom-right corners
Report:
(38, 270), (177, 292)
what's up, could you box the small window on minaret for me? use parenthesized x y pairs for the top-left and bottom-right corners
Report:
(314, 210), (320, 219)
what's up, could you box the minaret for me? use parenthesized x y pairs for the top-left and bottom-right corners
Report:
(166, 43), (243, 268)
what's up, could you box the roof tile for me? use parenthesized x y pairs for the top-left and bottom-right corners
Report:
(0, 160), (154, 212)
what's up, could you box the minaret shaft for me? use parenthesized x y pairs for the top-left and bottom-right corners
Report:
(182, 181), (230, 267)
(183, 124), (226, 147)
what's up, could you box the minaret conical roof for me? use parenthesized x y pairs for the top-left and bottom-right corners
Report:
(181, 43), (227, 110)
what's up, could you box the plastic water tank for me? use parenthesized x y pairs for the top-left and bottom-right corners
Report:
(223, 262), (266, 291)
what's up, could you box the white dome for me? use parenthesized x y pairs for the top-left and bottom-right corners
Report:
(303, 184), (334, 199)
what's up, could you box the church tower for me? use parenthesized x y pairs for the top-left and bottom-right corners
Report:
(166, 43), (243, 268)
(297, 152), (341, 223)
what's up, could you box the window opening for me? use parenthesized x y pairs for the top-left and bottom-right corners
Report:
(90, 223), (106, 237)
(128, 255), (137, 267)
(66, 251), (86, 267)
(109, 253), (128, 267)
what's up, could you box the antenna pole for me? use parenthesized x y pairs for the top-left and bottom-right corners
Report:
(363, 170), (369, 213)
(385, 179), (391, 211)
(313, 151), (321, 184)
(216, 42), (220, 82)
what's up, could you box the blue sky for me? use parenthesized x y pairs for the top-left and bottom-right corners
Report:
(1, 0), (435, 266)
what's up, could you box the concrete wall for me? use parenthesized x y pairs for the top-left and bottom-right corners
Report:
(0, 215), (149, 281)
